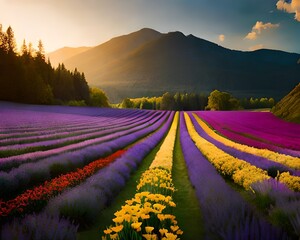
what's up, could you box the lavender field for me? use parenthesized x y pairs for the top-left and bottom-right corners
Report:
(0, 102), (300, 240)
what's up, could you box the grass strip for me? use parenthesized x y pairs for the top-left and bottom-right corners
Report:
(171, 120), (204, 240)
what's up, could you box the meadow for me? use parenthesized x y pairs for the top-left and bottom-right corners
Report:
(0, 102), (299, 240)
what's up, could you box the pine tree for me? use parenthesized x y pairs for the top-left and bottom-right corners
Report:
(37, 40), (45, 60)
(20, 39), (28, 56)
(6, 26), (17, 54)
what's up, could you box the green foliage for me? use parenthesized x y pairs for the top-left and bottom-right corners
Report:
(240, 97), (276, 109)
(205, 90), (241, 110)
(120, 92), (208, 111)
(160, 92), (175, 110)
(89, 87), (110, 107)
(121, 98), (134, 108)
(67, 100), (87, 107)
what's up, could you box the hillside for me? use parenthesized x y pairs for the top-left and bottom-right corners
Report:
(272, 83), (300, 123)
(46, 46), (91, 67)
(62, 28), (300, 103)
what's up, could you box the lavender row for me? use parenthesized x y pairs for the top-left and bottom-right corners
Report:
(0, 108), (147, 139)
(197, 111), (300, 151)
(1, 212), (78, 240)
(0, 111), (158, 151)
(44, 111), (175, 227)
(189, 113), (300, 177)
(0, 110), (154, 144)
(0, 105), (146, 135)
(0, 111), (165, 171)
(180, 112), (289, 239)
(0, 111), (171, 198)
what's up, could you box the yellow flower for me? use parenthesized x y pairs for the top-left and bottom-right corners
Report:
(157, 214), (165, 221)
(143, 234), (158, 240)
(123, 214), (131, 222)
(176, 229), (183, 235)
(169, 201), (176, 207)
(111, 225), (123, 233)
(159, 228), (168, 236)
(153, 203), (166, 212)
(103, 228), (112, 235)
(141, 214), (150, 219)
(165, 232), (178, 240)
(170, 225), (179, 232)
(131, 222), (142, 230)
(109, 233), (118, 240)
(145, 226), (154, 234)
(144, 202), (152, 208)
(112, 217), (123, 224)
(125, 199), (133, 205)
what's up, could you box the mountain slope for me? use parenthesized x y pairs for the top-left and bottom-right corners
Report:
(62, 28), (300, 103)
(46, 47), (91, 67)
(272, 83), (300, 123)
(64, 28), (162, 79)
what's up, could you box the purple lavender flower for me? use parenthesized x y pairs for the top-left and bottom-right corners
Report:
(180, 112), (289, 239)
(44, 112), (175, 226)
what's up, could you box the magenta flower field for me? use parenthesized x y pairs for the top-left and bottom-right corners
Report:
(198, 111), (300, 156)
(0, 102), (299, 240)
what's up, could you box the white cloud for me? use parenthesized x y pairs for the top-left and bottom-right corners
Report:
(218, 34), (225, 42)
(244, 21), (279, 40)
(277, 0), (300, 21)
(249, 44), (264, 51)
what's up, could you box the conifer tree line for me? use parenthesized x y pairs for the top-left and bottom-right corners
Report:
(0, 24), (97, 105)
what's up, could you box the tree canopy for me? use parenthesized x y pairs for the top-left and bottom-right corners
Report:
(0, 24), (100, 106)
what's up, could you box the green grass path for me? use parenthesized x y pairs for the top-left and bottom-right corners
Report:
(77, 141), (163, 240)
(172, 121), (205, 240)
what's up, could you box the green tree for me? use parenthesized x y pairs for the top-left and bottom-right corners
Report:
(37, 40), (45, 61)
(89, 87), (109, 107)
(206, 90), (240, 110)
(20, 39), (28, 56)
(160, 92), (175, 110)
(121, 98), (133, 108)
(6, 26), (16, 54)
(140, 98), (153, 109)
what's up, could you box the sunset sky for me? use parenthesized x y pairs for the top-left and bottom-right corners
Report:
(0, 0), (299, 53)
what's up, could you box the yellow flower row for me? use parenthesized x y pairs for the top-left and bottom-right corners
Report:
(103, 112), (182, 240)
(278, 172), (300, 192)
(149, 112), (179, 171)
(137, 168), (175, 195)
(192, 113), (300, 170)
(103, 192), (181, 240)
(184, 113), (270, 189)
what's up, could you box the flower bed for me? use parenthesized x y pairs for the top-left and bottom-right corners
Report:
(0, 150), (125, 218)
(102, 112), (183, 240)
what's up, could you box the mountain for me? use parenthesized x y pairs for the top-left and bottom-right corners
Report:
(46, 46), (91, 67)
(62, 28), (300, 103)
(272, 83), (300, 123)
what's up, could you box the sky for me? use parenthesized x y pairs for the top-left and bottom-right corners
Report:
(0, 0), (299, 53)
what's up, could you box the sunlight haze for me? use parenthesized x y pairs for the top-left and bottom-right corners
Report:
(0, 0), (299, 53)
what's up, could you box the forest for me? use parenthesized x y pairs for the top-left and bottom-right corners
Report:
(120, 91), (275, 111)
(0, 24), (108, 106)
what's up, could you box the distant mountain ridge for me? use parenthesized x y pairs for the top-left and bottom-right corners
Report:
(50, 28), (300, 103)
(46, 46), (92, 67)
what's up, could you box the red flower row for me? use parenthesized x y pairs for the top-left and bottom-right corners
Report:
(0, 150), (126, 218)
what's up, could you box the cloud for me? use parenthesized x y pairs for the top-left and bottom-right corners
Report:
(218, 34), (225, 42)
(276, 0), (300, 21)
(244, 21), (280, 40)
(245, 31), (257, 40)
(249, 44), (264, 51)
